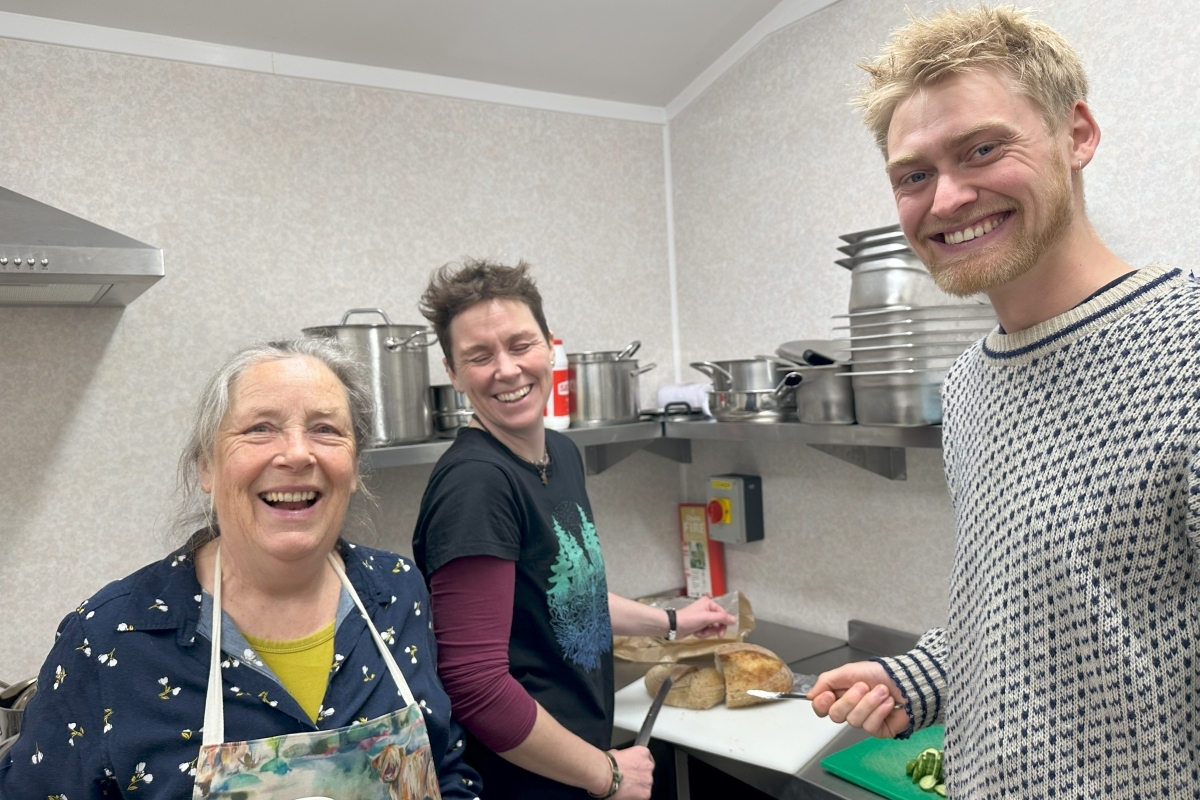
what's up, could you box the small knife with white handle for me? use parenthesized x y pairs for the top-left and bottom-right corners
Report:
(747, 689), (902, 709)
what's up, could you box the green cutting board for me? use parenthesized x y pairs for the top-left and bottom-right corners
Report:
(820, 725), (945, 800)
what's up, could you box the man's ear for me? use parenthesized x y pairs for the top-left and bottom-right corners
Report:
(1066, 99), (1101, 171)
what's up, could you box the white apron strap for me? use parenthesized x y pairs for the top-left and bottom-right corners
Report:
(327, 553), (417, 708)
(201, 546), (226, 747)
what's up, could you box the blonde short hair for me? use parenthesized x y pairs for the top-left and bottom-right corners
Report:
(855, 5), (1088, 155)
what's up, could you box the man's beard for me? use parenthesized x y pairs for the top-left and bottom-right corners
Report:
(922, 150), (1075, 298)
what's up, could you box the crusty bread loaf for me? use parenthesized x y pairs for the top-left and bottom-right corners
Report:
(644, 664), (726, 710)
(713, 642), (793, 708)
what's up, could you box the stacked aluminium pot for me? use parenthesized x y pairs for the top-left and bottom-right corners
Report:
(690, 358), (802, 423)
(834, 225), (995, 426)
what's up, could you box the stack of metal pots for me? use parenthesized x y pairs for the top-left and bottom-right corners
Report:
(690, 358), (802, 423)
(772, 340), (855, 424)
(302, 308), (438, 445)
(430, 384), (473, 438)
(834, 225), (995, 426)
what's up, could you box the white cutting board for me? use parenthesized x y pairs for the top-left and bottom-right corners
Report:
(613, 677), (845, 775)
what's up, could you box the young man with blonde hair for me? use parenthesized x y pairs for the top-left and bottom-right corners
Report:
(809, 6), (1200, 798)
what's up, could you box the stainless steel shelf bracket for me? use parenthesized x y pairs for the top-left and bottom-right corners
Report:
(583, 437), (692, 475)
(807, 444), (907, 480)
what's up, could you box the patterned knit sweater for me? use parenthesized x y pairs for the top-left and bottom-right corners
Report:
(877, 264), (1200, 799)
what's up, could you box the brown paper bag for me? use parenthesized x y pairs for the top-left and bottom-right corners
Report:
(612, 591), (755, 662)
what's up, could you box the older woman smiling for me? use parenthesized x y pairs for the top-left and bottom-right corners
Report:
(0, 338), (480, 799)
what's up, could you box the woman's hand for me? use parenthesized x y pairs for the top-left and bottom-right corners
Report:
(609, 746), (653, 800)
(674, 596), (738, 639)
(807, 661), (909, 738)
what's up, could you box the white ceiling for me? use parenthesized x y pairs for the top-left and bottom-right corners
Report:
(0, 0), (805, 108)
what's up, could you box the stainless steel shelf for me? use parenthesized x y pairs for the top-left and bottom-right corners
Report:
(362, 421), (672, 474)
(362, 419), (942, 479)
(662, 419), (942, 448)
(663, 420), (941, 480)
(362, 439), (453, 470)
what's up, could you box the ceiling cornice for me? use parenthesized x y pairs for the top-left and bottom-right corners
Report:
(0, 1), (840, 125)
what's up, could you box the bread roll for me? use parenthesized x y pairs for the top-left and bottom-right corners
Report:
(644, 664), (725, 710)
(713, 643), (793, 708)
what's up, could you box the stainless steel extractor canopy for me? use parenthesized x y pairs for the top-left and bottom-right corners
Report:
(0, 186), (164, 307)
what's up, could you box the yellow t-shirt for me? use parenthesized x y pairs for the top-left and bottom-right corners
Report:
(243, 621), (335, 723)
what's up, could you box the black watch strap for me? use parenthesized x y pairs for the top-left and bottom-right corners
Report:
(666, 608), (677, 641)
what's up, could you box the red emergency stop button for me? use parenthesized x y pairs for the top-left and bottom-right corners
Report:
(700, 501), (729, 525)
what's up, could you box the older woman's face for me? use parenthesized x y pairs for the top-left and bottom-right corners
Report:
(199, 356), (357, 563)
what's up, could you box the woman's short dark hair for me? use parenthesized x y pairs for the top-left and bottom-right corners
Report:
(419, 258), (551, 368)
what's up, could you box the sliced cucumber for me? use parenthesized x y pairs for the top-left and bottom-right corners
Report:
(906, 759), (918, 776)
(918, 775), (937, 791)
(934, 784), (946, 797)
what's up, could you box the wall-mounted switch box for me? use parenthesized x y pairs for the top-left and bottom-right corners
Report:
(705, 474), (763, 544)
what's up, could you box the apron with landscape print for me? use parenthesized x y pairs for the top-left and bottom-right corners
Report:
(192, 546), (442, 800)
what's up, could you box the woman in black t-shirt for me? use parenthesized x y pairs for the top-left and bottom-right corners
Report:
(412, 259), (737, 800)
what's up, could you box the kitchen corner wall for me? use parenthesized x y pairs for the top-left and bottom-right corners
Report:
(0, 37), (681, 677)
(667, 0), (1200, 640)
(5, 0), (1200, 679)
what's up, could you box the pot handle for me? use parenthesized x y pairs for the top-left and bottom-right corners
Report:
(630, 362), (657, 376)
(689, 361), (734, 382)
(385, 329), (439, 352)
(772, 371), (803, 398)
(616, 340), (642, 360)
(340, 308), (395, 326)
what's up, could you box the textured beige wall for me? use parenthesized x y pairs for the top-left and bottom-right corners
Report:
(668, 0), (1200, 640)
(0, 38), (681, 678)
(6, 0), (1199, 680)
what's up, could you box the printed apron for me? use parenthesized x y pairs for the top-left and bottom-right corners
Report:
(193, 548), (442, 800)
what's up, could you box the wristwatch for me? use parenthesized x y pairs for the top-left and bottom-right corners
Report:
(588, 750), (623, 798)
(665, 608), (677, 641)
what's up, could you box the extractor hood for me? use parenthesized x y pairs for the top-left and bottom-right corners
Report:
(0, 186), (164, 307)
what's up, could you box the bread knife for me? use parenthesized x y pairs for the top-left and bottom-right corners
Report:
(635, 675), (673, 747)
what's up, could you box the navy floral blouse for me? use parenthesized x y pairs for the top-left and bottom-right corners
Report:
(0, 538), (481, 799)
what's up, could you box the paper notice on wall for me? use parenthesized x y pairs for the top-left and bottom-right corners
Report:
(679, 504), (726, 598)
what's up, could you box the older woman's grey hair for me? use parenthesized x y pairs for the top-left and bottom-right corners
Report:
(173, 338), (375, 541)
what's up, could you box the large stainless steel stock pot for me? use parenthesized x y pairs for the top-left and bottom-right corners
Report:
(568, 340), (656, 427)
(303, 308), (437, 445)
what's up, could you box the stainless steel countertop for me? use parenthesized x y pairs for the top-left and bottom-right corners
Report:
(612, 619), (921, 800)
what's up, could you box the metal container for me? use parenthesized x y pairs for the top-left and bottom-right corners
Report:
(430, 384), (473, 438)
(302, 308), (436, 446)
(772, 356), (855, 425)
(848, 257), (952, 311)
(689, 358), (796, 392)
(843, 367), (948, 426)
(568, 341), (656, 428)
(707, 380), (801, 423)
(692, 358), (802, 422)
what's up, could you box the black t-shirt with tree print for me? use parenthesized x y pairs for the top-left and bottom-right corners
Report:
(413, 427), (615, 799)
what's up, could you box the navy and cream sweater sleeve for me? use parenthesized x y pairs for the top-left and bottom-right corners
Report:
(0, 540), (481, 800)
